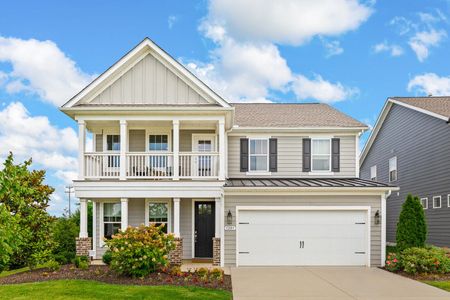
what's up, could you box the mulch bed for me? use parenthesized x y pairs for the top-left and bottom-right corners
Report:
(382, 267), (450, 282)
(0, 265), (232, 292)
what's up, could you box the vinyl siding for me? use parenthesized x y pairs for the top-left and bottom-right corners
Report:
(90, 53), (209, 105)
(129, 130), (145, 152)
(227, 135), (356, 178)
(180, 130), (215, 152)
(361, 104), (450, 246)
(223, 194), (382, 267)
(95, 134), (103, 152)
(180, 199), (192, 259)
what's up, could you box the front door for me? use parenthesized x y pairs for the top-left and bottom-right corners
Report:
(194, 201), (215, 258)
(192, 135), (215, 177)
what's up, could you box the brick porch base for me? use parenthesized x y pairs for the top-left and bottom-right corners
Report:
(76, 237), (92, 256)
(212, 237), (221, 266)
(170, 237), (183, 266)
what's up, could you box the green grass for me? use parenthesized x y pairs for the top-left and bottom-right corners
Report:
(0, 264), (48, 278)
(423, 281), (450, 292)
(0, 279), (231, 300)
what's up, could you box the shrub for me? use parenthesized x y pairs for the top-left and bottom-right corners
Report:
(385, 252), (401, 272)
(102, 251), (113, 265)
(74, 255), (89, 268)
(401, 247), (450, 274)
(210, 268), (224, 280)
(52, 216), (78, 264)
(105, 224), (176, 277)
(196, 267), (209, 280)
(396, 194), (427, 251)
(46, 259), (61, 272)
(169, 266), (182, 276)
(78, 261), (89, 270)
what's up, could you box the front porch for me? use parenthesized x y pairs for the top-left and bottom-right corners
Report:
(76, 197), (224, 267)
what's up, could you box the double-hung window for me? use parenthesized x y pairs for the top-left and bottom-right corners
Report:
(249, 139), (268, 172)
(103, 202), (121, 239)
(106, 135), (120, 167)
(433, 196), (442, 209)
(370, 165), (377, 181)
(420, 198), (428, 209)
(389, 156), (397, 182)
(311, 139), (331, 172)
(149, 134), (169, 169)
(148, 202), (169, 233)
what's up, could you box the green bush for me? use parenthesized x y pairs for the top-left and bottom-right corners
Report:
(52, 217), (78, 264)
(401, 247), (450, 274)
(385, 252), (401, 272)
(102, 251), (113, 265)
(73, 255), (89, 268)
(396, 194), (427, 251)
(46, 259), (61, 272)
(78, 260), (89, 270)
(105, 224), (176, 278)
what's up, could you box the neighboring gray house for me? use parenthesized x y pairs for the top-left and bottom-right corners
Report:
(360, 97), (450, 247)
(61, 38), (395, 268)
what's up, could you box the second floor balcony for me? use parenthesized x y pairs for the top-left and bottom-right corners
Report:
(77, 117), (226, 181)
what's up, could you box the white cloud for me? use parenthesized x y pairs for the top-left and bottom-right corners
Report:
(322, 40), (344, 57)
(0, 36), (94, 106)
(291, 74), (358, 103)
(373, 41), (404, 57)
(204, 0), (373, 45)
(407, 73), (450, 96)
(168, 15), (178, 29)
(408, 29), (446, 62)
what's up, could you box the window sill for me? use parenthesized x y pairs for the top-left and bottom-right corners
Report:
(308, 172), (335, 176)
(246, 171), (272, 176)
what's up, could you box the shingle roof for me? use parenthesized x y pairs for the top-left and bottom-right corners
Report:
(391, 96), (450, 119)
(232, 103), (367, 128)
(225, 178), (394, 188)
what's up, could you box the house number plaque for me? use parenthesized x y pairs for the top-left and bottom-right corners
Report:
(224, 225), (236, 231)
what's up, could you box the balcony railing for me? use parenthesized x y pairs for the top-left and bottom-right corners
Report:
(83, 152), (219, 179)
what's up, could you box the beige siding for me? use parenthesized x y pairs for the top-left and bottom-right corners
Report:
(128, 198), (145, 227)
(90, 54), (210, 105)
(227, 135), (356, 178)
(129, 130), (146, 152)
(180, 130), (215, 152)
(95, 134), (103, 152)
(180, 199), (192, 259)
(223, 194), (381, 267)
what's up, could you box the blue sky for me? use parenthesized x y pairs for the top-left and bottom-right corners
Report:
(0, 0), (449, 215)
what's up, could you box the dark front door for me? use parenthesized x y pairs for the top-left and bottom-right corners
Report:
(194, 201), (215, 258)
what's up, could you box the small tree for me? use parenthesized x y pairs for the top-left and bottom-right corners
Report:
(396, 194), (427, 251)
(52, 214), (79, 264)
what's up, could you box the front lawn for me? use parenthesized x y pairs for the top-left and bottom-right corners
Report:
(0, 279), (231, 300)
(423, 281), (450, 292)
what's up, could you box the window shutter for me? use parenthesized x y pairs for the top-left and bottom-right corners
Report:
(240, 138), (249, 172)
(332, 138), (340, 172)
(269, 138), (277, 172)
(302, 138), (311, 172)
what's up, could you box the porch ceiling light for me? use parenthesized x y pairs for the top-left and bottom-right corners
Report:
(227, 210), (233, 225)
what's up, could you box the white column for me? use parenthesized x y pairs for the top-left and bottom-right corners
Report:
(121, 198), (128, 231)
(92, 200), (96, 256)
(120, 120), (127, 180)
(215, 197), (222, 238)
(173, 120), (180, 180)
(381, 193), (387, 267)
(173, 198), (180, 237)
(79, 198), (88, 238)
(78, 120), (86, 180)
(218, 120), (225, 180)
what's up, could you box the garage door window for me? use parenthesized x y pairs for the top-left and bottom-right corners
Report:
(311, 139), (331, 172)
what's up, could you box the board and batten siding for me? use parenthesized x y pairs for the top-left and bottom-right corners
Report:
(361, 104), (450, 246)
(223, 194), (382, 267)
(227, 135), (357, 178)
(90, 53), (210, 105)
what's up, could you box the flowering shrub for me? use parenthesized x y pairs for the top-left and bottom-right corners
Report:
(400, 247), (450, 274)
(105, 224), (176, 277)
(385, 252), (401, 272)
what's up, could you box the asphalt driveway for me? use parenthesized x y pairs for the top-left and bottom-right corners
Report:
(231, 267), (450, 300)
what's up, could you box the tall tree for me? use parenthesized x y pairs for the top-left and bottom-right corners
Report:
(396, 194), (427, 251)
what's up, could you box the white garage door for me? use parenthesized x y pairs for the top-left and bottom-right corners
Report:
(237, 208), (369, 266)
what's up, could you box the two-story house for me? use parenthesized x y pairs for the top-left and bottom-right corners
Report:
(361, 97), (450, 247)
(61, 38), (395, 268)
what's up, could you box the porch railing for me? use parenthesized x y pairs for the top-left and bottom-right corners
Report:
(179, 152), (219, 178)
(84, 152), (120, 178)
(126, 152), (173, 179)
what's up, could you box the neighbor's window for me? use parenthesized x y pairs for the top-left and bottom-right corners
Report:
(249, 139), (268, 172)
(149, 135), (168, 151)
(448, 195), (450, 208)
(311, 139), (331, 172)
(103, 202), (121, 239)
(433, 196), (442, 209)
(106, 135), (120, 151)
(148, 202), (169, 233)
(420, 198), (428, 210)
(389, 156), (397, 182)
(370, 165), (377, 181)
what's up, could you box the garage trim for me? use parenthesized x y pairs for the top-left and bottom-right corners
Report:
(235, 206), (371, 267)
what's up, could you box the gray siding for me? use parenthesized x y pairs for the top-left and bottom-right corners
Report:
(129, 130), (145, 152)
(361, 104), (450, 246)
(90, 54), (210, 105)
(223, 194), (382, 267)
(228, 135), (356, 178)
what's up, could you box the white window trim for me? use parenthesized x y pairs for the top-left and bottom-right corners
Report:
(145, 199), (172, 233)
(311, 138), (332, 173)
(389, 156), (397, 182)
(146, 129), (172, 153)
(248, 138), (269, 173)
(102, 128), (121, 152)
(370, 165), (377, 181)
(420, 197), (428, 210)
(99, 200), (121, 247)
(433, 196), (442, 209)
(448, 195), (450, 208)
(191, 133), (217, 152)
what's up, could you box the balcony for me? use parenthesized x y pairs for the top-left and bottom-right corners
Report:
(78, 118), (225, 181)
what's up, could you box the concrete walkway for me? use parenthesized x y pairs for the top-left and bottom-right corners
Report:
(231, 267), (450, 300)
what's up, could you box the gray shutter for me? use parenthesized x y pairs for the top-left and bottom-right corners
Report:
(332, 138), (340, 172)
(240, 138), (249, 172)
(269, 138), (277, 172)
(302, 138), (311, 172)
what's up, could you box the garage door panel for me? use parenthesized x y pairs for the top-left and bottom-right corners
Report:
(237, 209), (368, 266)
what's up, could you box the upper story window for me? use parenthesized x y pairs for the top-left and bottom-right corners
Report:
(420, 198), (428, 209)
(311, 139), (331, 172)
(149, 135), (168, 151)
(370, 165), (377, 181)
(389, 156), (397, 182)
(107, 135), (120, 151)
(103, 202), (121, 239)
(433, 196), (442, 209)
(249, 139), (268, 172)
